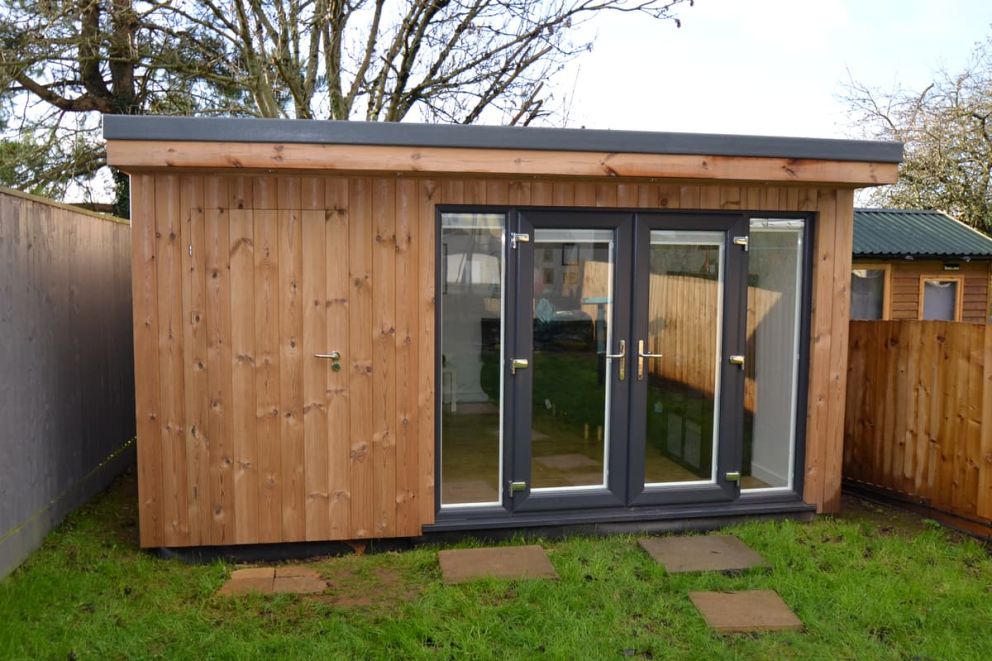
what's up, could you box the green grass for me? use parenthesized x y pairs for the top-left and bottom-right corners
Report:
(2, 471), (992, 660)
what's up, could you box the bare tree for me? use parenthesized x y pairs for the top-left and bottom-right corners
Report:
(843, 35), (992, 232)
(1, 0), (692, 208)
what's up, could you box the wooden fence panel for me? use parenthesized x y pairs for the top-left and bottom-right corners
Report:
(844, 320), (992, 528)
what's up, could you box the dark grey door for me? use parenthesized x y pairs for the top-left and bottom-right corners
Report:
(627, 214), (747, 506)
(506, 211), (631, 512)
(505, 211), (746, 513)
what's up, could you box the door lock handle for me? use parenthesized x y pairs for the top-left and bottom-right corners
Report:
(605, 339), (625, 381)
(315, 351), (343, 371)
(637, 340), (663, 380)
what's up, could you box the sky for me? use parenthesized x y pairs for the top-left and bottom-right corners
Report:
(562, 0), (992, 138)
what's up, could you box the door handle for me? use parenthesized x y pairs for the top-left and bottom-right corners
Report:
(605, 339), (626, 381)
(315, 351), (343, 371)
(637, 340), (663, 380)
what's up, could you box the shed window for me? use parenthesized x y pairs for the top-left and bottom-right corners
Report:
(850, 268), (887, 320)
(921, 278), (961, 321)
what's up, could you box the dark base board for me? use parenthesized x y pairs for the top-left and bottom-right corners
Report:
(152, 501), (814, 565)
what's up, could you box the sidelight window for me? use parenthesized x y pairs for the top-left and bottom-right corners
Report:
(742, 219), (805, 491)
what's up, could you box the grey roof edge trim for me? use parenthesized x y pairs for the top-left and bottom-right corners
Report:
(103, 115), (904, 163)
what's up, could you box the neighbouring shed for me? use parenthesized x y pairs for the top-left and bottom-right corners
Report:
(103, 116), (901, 549)
(851, 208), (992, 323)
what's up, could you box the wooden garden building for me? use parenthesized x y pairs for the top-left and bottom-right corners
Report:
(851, 208), (992, 323)
(104, 117), (901, 549)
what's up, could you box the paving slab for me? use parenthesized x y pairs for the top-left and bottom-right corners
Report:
(272, 576), (328, 594)
(217, 577), (274, 596)
(689, 590), (803, 633)
(275, 566), (322, 579)
(639, 535), (769, 573)
(438, 545), (559, 584)
(230, 566), (276, 580)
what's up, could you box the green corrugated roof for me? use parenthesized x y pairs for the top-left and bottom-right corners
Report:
(853, 208), (992, 258)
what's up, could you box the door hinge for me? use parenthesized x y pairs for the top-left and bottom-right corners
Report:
(508, 480), (527, 495)
(732, 236), (749, 251)
(511, 358), (529, 375)
(510, 232), (530, 249)
(728, 354), (745, 367)
(725, 471), (742, 482)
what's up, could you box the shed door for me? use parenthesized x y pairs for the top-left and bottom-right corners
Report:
(192, 205), (358, 544)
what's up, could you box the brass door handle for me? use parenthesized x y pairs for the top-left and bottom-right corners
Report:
(637, 340), (663, 380)
(605, 339), (626, 381)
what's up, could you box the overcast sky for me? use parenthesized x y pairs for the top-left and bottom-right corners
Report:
(562, 0), (992, 138)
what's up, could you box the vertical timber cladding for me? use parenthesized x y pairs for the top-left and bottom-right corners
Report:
(131, 174), (851, 547)
(132, 173), (437, 547)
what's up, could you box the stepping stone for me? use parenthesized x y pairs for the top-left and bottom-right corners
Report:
(639, 535), (769, 573)
(273, 575), (327, 594)
(438, 545), (559, 584)
(275, 566), (322, 579)
(218, 565), (327, 596)
(218, 567), (275, 596)
(231, 567), (275, 580)
(689, 590), (803, 633)
(273, 565), (328, 594)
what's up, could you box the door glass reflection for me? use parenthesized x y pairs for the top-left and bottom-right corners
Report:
(531, 229), (614, 490)
(643, 231), (724, 485)
(439, 213), (505, 506)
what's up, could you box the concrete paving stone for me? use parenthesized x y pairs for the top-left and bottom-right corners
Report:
(275, 566), (322, 579)
(438, 545), (559, 584)
(689, 590), (803, 633)
(639, 535), (769, 573)
(230, 566), (276, 580)
(217, 577), (275, 596)
(272, 576), (328, 594)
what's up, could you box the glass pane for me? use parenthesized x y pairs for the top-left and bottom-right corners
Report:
(439, 213), (505, 506)
(923, 280), (958, 320)
(530, 228), (614, 490)
(743, 221), (804, 490)
(643, 230), (724, 485)
(851, 269), (885, 320)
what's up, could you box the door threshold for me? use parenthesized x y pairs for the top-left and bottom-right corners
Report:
(425, 498), (815, 533)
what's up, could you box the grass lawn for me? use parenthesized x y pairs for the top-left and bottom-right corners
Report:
(2, 470), (991, 660)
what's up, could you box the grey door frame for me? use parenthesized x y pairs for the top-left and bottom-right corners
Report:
(626, 212), (748, 507)
(506, 210), (633, 512)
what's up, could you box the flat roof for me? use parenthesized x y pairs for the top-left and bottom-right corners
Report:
(103, 116), (903, 164)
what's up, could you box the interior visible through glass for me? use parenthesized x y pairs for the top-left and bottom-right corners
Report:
(530, 229), (614, 490)
(922, 280), (958, 320)
(742, 219), (804, 490)
(439, 213), (505, 506)
(643, 231), (724, 485)
(851, 268), (886, 320)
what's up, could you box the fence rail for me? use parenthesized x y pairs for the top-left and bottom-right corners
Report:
(844, 320), (992, 531)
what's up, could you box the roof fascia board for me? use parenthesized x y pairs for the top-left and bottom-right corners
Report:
(104, 115), (903, 164)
